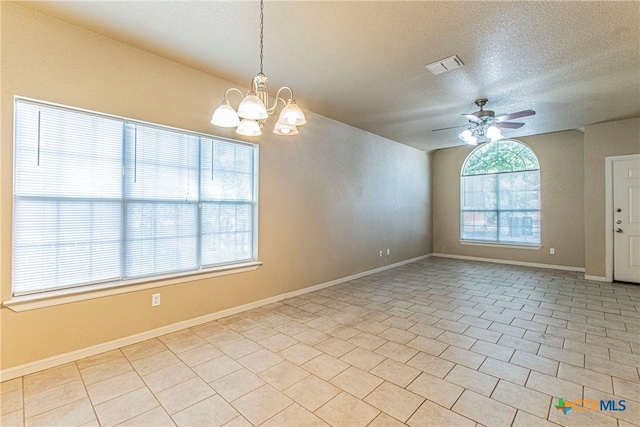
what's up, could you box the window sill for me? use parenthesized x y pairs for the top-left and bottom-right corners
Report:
(459, 240), (542, 250)
(3, 261), (263, 312)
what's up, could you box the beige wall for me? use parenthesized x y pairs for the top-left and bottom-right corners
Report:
(0, 3), (430, 370)
(583, 117), (640, 278)
(432, 130), (586, 268)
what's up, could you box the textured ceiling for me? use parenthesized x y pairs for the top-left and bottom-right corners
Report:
(18, 1), (640, 151)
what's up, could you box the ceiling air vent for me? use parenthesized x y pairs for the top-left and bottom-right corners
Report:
(426, 55), (464, 75)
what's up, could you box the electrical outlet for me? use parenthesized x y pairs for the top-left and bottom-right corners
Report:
(550, 248), (555, 255)
(152, 293), (161, 307)
(379, 250), (383, 257)
(386, 248), (390, 258)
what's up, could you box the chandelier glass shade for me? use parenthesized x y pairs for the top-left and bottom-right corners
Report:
(278, 100), (307, 126)
(210, 99), (241, 128)
(237, 91), (269, 121)
(211, 0), (306, 137)
(273, 122), (298, 135)
(236, 118), (262, 136)
(459, 123), (502, 145)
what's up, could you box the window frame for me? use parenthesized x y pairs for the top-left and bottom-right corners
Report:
(7, 97), (261, 311)
(460, 139), (541, 247)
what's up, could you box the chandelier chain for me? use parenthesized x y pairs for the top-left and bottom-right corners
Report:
(259, 0), (264, 75)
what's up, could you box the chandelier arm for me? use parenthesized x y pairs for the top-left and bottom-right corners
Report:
(224, 87), (245, 103)
(266, 87), (294, 114)
(267, 97), (288, 115)
(274, 86), (294, 101)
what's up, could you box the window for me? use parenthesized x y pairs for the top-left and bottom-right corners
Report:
(12, 99), (258, 296)
(460, 139), (540, 245)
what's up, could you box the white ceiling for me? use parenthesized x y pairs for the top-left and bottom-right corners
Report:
(20, 1), (640, 152)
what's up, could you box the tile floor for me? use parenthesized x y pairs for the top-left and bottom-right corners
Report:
(1, 257), (639, 426)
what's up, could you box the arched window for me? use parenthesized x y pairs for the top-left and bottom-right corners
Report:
(460, 139), (540, 245)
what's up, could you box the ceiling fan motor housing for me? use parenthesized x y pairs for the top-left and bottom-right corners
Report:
(473, 98), (494, 121)
(475, 110), (494, 121)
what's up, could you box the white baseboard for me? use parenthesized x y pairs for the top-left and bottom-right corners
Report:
(0, 254), (431, 382)
(0, 295), (282, 382)
(432, 253), (586, 273)
(584, 275), (609, 282)
(285, 254), (431, 299)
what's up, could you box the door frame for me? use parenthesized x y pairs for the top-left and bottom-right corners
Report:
(605, 154), (640, 282)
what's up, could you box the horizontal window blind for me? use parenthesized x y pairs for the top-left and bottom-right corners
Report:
(12, 99), (257, 296)
(200, 137), (255, 266)
(461, 171), (540, 244)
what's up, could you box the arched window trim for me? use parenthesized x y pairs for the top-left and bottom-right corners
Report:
(462, 139), (540, 177)
(460, 139), (541, 247)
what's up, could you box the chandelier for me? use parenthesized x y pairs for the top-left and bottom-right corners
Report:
(211, 0), (306, 136)
(459, 122), (502, 145)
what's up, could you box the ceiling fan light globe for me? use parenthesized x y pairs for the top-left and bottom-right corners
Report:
(238, 92), (268, 120)
(211, 102), (240, 127)
(459, 129), (477, 145)
(487, 125), (502, 141)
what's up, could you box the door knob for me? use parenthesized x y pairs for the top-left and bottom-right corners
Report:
(616, 220), (622, 224)
(616, 228), (623, 233)
(616, 208), (622, 212)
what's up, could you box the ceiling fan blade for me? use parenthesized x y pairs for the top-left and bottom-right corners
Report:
(463, 114), (483, 124)
(496, 122), (525, 129)
(495, 109), (535, 121)
(432, 124), (467, 132)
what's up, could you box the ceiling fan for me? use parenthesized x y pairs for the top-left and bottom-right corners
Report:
(433, 98), (535, 145)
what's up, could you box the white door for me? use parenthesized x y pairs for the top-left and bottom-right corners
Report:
(614, 157), (640, 283)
